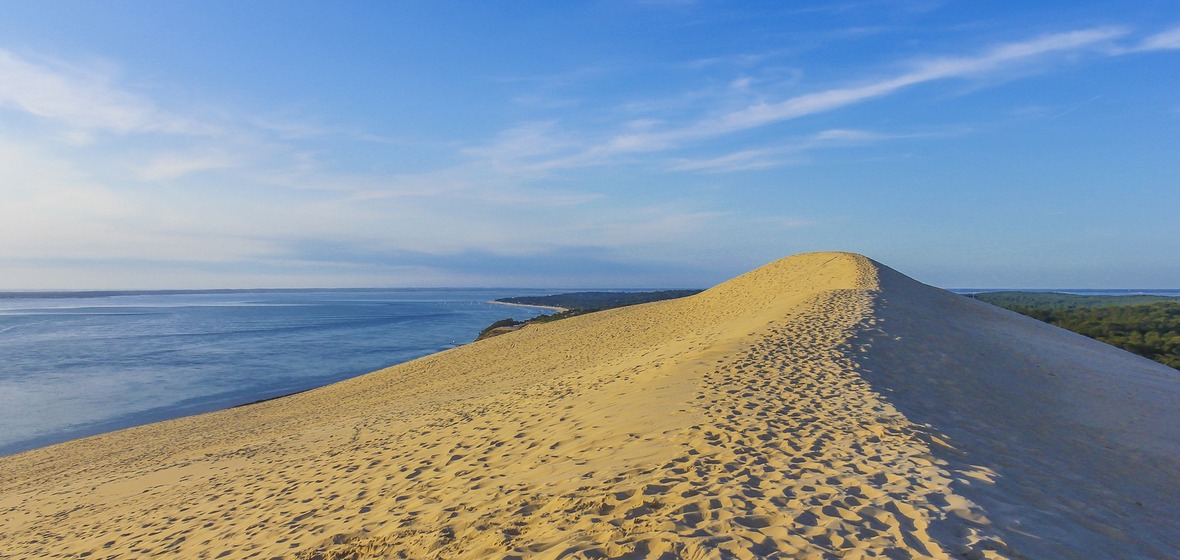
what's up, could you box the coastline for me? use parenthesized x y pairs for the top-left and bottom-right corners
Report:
(488, 300), (568, 313)
(0, 289), (548, 457)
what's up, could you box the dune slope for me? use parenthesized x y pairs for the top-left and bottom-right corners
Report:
(854, 262), (1180, 559)
(0, 252), (1176, 559)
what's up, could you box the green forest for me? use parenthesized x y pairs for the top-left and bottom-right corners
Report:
(973, 292), (1180, 369)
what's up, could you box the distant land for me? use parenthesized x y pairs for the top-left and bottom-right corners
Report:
(496, 290), (703, 311)
(973, 291), (1180, 369)
(968, 291), (1178, 308)
(480, 290), (702, 340)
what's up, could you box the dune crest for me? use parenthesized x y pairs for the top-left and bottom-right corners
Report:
(1, 252), (1176, 559)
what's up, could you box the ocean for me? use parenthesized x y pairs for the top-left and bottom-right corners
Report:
(0, 289), (552, 456)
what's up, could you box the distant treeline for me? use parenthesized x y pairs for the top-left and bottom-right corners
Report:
(479, 289), (702, 341)
(496, 290), (703, 312)
(969, 291), (1175, 309)
(973, 292), (1180, 369)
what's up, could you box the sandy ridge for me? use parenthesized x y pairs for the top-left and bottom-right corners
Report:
(1, 252), (1174, 558)
(293, 254), (1007, 559)
(0, 252), (1000, 559)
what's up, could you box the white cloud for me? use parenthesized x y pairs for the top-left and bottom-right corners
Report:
(669, 128), (919, 172)
(469, 32), (1134, 177)
(462, 121), (579, 163)
(1133, 26), (1180, 51)
(0, 49), (214, 135)
(136, 151), (241, 181)
(554, 208), (728, 248)
(504, 27), (1129, 172)
(682, 28), (1126, 138)
(670, 148), (790, 172)
(730, 77), (755, 91)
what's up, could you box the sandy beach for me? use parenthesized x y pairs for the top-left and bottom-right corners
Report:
(1, 252), (1176, 559)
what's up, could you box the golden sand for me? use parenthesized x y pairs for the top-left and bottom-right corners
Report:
(1, 252), (1177, 559)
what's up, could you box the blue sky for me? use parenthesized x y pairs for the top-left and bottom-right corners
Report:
(1, 1), (1177, 289)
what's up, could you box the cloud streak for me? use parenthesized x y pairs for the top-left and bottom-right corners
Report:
(1131, 25), (1180, 52)
(666, 128), (950, 172)
(453, 26), (1135, 175)
(587, 27), (1127, 159)
(0, 50), (214, 135)
(380, 24), (1169, 182)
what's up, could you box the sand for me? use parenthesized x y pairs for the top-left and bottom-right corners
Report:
(1, 252), (1177, 559)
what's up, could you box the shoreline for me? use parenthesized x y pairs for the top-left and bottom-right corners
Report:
(2, 300), (547, 458)
(488, 300), (568, 313)
(230, 387), (315, 408)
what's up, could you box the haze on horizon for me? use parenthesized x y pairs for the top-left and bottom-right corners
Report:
(1, 1), (1177, 290)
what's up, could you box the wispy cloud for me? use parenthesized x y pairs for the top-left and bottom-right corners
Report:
(397, 25), (1149, 179)
(1131, 26), (1180, 52)
(461, 121), (580, 165)
(783, 0), (948, 17)
(135, 151), (241, 181)
(1049, 95), (1103, 120)
(0, 49), (215, 135)
(668, 128), (929, 172)
(669, 148), (793, 172)
(463, 25), (1143, 177)
(0, 56), (666, 267)
(608, 28), (1126, 150)
(684, 50), (790, 70)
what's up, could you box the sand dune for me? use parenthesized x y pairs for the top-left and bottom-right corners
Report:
(1, 252), (1176, 559)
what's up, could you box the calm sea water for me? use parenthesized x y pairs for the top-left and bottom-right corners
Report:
(0, 289), (551, 456)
